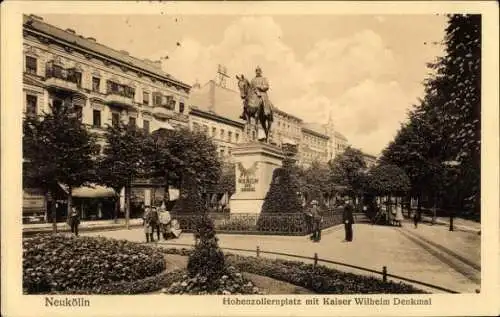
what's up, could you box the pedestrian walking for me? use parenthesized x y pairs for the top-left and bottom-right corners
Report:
(394, 205), (404, 227)
(309, 200), (322, 242)
(67, 206), (80, 236)
(343, 199), (355, 242)
(143, 206), (153, 243)
(413, 210), (419, 228)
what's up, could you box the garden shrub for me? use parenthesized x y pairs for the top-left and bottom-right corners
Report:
(23, 234), (166, 294)
(186, 214), (226, 290)
(225, 255), (427, 294)
(56, 270), (185, 295)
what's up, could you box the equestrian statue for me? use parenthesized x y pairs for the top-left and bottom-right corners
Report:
(236, 66), (274, 143)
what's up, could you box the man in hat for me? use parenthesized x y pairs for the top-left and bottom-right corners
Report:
(342, 198), (355, 242)
(310, 200), (322, 242)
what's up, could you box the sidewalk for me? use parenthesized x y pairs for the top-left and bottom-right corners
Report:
(419, 215), (480, 233)
(23, 218), (143, 235)
(83, 223), (480, 293)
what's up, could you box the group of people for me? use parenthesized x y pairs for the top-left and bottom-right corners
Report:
(305, 198), (355, 243)
(142, 205), (181, 243)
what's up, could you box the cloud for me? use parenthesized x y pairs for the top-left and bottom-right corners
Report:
(150, 16), (418, 155)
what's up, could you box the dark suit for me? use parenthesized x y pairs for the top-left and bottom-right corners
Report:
(343, 203), (355, 241)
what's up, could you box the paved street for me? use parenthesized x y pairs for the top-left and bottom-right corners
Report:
(84, 221), (480, 294)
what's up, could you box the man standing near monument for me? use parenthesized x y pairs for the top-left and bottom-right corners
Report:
(343, 198), (355, 242)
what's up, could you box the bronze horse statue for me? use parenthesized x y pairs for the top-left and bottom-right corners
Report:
(235, 74), (273, 143)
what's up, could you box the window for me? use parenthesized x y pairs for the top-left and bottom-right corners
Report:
(74, 106), (83, 121)
(111, 112), (120, 127)
(203, 125), (209, 135)
(74, 71), (82, 88)
(26, 95), (37, 116)
(179, 101), (185, 113)
(129, 117), (136, 127)
(220, 148), (225, 156)
(220, 129), (225, 140)
(235, 133), (239, 143)
(93, 110), (101, 127)
(143, 120), (150, 133)
(143, 91), (150, 105)
(153, 93), (162, 106)
(25, 56), (37, 75)
(212, 127), (216, 137)
(92, 77), (100, 92)
(228, 131), (232, 143)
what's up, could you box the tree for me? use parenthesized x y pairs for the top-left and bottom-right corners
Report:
(23, 102), (98, 232)
(365, 163), (410, 198)
(296, 161), (331, 207)
(381, 14), (481, 224)
(150, 128), (221, 205)
(425, 14), (481, 220)
(99, 123), (151, 228)
(328, 147), (367, 204)
(261, 145), (302, 214)
(172, 175), (207, 214)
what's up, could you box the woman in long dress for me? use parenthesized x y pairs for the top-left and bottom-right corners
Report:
(394, 204), (404, 227)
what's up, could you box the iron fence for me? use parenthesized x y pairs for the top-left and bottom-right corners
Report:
(170, 210), (344, 235)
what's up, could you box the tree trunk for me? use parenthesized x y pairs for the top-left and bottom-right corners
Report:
(113, 192), (119, 224)
(66, 185), (73, 223)
(46, 190), (57, 233)
(125, 183), (131, 230)
(164, 172), (170, 207)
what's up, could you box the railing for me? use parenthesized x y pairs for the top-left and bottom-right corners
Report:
(170, 210), (344, 235)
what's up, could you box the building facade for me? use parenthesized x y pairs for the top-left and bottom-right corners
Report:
(300, 125), (330, 167)
(272, 108), (303, 148)
(22, 14), (191, 222)
(362, 152), (378, 168)
(189, 107), (245, 161)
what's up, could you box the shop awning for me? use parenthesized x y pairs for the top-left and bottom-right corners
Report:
(59, 183), (116, 198)
(73, 185), (116, 198)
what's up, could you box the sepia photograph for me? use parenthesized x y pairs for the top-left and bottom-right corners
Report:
(1, 1), (499, 317)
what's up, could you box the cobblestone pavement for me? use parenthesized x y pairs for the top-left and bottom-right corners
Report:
(84, 222), (481, 293)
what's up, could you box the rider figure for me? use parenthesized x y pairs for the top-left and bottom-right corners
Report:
(239, 66), (273, 121)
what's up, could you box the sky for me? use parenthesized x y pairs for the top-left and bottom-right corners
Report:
(43, 14), (448, 156)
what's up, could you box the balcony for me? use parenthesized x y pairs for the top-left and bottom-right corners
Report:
(153, 105), (175, 119)
(106, 92), (135, 110)
(45, 66), (79, 94)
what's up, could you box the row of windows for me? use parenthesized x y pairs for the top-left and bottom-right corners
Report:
(25, 94), (151, 133)
(26, 56), (185, 112)
(192, 122), (241, 144)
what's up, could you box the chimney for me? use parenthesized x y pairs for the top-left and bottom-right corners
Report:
(87, 37), (96, 42)
(119, 50), (130, 56)
(153, 60), (162, 68)
(66, 28), (76, 34)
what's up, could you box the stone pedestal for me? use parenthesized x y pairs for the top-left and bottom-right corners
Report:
(229, 142), (284, 213)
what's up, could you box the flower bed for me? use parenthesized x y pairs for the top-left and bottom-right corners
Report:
(23, 234), (166, 294)
(161, 248), (427, 294)
(225, 255), (427, 294)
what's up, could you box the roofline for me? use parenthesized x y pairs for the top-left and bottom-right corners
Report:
(274, 108), (303, 122)
(301, 127), (329, 139)
(23, 15), (191, 91)
(189, 107), (245, 129)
